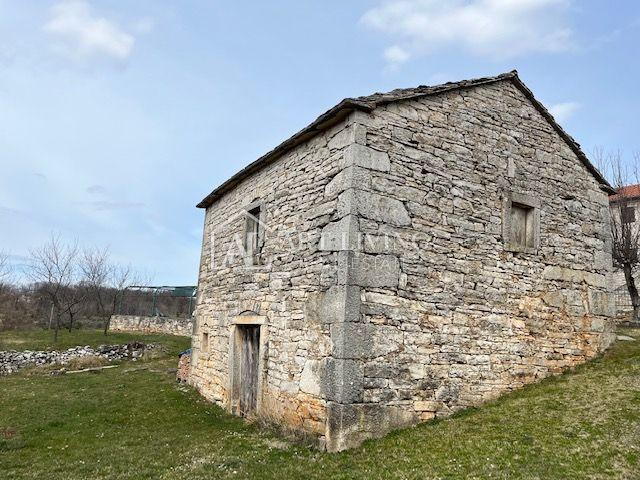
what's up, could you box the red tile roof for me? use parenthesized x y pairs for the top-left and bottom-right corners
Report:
(610, 184), (640, 202)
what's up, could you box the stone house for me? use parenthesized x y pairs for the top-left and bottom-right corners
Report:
(188, 71), (616, 451)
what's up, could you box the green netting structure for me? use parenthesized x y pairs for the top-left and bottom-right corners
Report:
(118, 285), (197, 318)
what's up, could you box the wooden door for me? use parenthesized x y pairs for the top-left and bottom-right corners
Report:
(239, 325), (260, 416)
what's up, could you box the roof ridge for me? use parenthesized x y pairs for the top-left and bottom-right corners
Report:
(348, 70), (518, 108)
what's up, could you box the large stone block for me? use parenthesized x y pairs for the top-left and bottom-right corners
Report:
(340, 144), (390, 172)
(338, 252), (401, 288)
(325, 402), (418, 452)
(325, 166), (372, 200)
(319, 215), (360, 251)
(318, 285), (362, 324)
(322, 359), (364, 404)
(337, 189), (411, 226)
(328, 123), (367, 150)
(331, 322), (373, 359)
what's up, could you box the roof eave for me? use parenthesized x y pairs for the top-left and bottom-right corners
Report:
(196, 99), (373, 208)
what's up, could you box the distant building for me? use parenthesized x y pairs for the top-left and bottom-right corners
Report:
(609, 184), (640, 317)
(189, 71), (615, 451)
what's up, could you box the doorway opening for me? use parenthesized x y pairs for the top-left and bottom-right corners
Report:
(236, 325), (260, 416)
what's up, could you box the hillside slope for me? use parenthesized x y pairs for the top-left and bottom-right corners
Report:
(1, 329), (639, 479)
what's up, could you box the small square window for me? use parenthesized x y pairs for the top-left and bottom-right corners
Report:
(510, 203), (535, 249)
(201, 332), (209, 353)
(244, 204), (262, 265)
(621, 205), (635, 224)
(503, 192), (540, 254)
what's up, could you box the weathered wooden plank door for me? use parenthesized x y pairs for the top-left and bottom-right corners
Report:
(239, 325), (260, 416)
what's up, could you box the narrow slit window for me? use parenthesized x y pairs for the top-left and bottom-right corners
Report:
(245, 205), (262, 265)
(201, 332), (209, 353)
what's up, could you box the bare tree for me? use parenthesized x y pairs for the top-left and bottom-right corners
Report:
(1, 238), (152, 332)
(28, 235), (80, 342)
(61, 284), (87, 332)
(104, 264), (136, 335)
(0, 251), (11, 296)
(595, 149), (640, 320)
(0, 251), (10, 277)
(80, 246), (111, 325)
(81, 246), (148, 335)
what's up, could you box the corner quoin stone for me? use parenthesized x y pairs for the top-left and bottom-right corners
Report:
(330, 322), (373, 360)
(326, 403), (419, 451)
(338, 251), (401, 288)
(319, 215), (360, 252)
(317, 285), (362, 324)
(324, 166), (372, 200)
(322, 358), (364, 404)
(337, 189), (411, 226)
(340, 144), (390, 172)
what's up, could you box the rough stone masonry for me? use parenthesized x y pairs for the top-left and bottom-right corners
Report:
(109, 314), (193, 337)
(188, 71), (616, 451)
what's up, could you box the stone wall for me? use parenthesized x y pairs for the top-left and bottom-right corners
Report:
(189, 118), (360, 438)
(109, 315), (193, 337)
(1, 343), (158, 375)
(316, 80), (615, 449)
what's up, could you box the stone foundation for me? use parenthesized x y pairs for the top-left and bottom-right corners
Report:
(177, 350), (191, 382)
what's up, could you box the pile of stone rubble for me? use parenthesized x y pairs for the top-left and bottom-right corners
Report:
(0, 342), (159, 375)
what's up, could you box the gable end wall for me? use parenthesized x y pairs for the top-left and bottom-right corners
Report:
(319, 80), (615, 449)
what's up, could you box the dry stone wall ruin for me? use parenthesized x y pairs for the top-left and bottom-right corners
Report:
(109, 315), (193, 337)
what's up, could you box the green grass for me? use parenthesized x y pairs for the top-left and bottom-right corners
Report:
(1, 329), (640, 479)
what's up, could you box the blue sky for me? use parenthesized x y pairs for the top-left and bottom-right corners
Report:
(1, 0), (639, 284)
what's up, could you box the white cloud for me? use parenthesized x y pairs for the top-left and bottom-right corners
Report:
(44, 1), (135, 62)
(362, 0), (574, 65)
(384, 45), (411, 65)
(548, 101), (580, 123)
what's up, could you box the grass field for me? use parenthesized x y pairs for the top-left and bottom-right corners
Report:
(1, 328), (639, 479)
